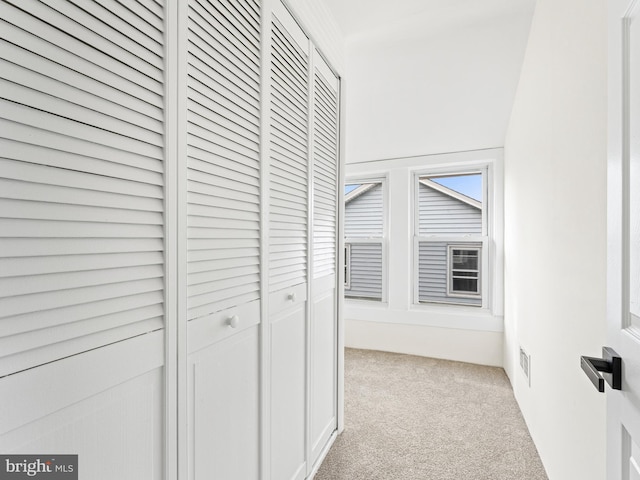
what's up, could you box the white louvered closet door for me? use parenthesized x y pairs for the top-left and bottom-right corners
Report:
(269, 3), (310, 480)
(185, 0), (262, 479)
(309, 50), (340, 469)
(0, 0), (167, 477)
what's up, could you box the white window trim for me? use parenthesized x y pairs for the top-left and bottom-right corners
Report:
(447, 244), (482, 298)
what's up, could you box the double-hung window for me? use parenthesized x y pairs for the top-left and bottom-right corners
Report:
(344, 180), (385, 301)
(414, 171), (488, 307)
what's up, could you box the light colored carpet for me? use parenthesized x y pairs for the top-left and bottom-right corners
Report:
(315, 348), (548, 480)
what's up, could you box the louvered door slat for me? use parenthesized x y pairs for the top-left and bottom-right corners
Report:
(189, 4), (260, 77)
(313, 69), (339, 279)
(0, 4), (162, 94)
(187, 0), (261, 320)
(0, 0), (166, 371)
(197, 0), (260, 53)
(44, 0), (164, 58)
(98, 0), (164, 32)
(188, 55), (259, 115)
(0, 23), (161, 109)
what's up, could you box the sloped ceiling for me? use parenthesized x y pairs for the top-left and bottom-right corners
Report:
(322, 0), (535, 40)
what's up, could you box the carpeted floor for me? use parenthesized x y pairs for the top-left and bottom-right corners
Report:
(315, 348), (548, 480)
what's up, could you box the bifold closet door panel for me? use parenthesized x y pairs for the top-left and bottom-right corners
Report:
(269, 2), (310, 480)
(309, 53), (340, 467)
(0, 0), (166, 376)
(0, 1), (167, 475)
(185, 0), (262, 479)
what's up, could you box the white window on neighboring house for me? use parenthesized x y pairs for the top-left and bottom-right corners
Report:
(448, 245), (481, 297)
(415, 170), (488, 307)
(344, 180), (386, 301)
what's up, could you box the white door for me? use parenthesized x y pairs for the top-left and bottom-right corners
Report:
(268, 4), (310, 479)
(308, 49), (340, 470)
(0, 1), (168, 478)
(184, 0), (262, 478)
(607, 0), (640, 477)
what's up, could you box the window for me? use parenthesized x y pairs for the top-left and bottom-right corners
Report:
(415, 171), (486, 307)
(344, 180), (385, 301)
(448, 246), (481, 297)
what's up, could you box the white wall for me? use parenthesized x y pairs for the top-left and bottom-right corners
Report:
(503, 0), (607, 478)
(341, 4), (533, 366)
(345, 2), (535, 164)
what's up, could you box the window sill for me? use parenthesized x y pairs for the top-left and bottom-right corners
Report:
(344, 301), (502, 332)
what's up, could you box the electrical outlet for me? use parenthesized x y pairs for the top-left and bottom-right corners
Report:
(519, 346), (531, 386)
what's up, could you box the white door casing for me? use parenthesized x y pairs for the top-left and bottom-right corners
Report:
(608, 0), (640, 478)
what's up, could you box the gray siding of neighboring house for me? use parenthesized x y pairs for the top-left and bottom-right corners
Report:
(344, 183), (383, 300)
(418, 183), (482, 306)
(418, 183), (481, 235)
(346, 242), (383, 300)
(418, 242), (482, 306)
(345, 183), (383, 238)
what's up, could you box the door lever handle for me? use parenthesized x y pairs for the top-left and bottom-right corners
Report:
(580, 347), (621, 392)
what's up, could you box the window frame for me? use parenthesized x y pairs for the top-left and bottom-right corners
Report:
(343, 176), (388, 303)
(413, 166), (490, 309)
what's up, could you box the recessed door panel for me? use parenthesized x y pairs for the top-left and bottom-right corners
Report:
(189, 326), (260, 480)
(309, 278), (337, 465)
(271, 302), (307, 480)
(0, 333), (165, 480)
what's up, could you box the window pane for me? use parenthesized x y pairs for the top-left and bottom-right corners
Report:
(418, 173), (483, 236)
(418, 241), (482, 306)
(345, 181), (384, 301)
(344, 242), (383, 300)
(452, 278), (478, 293)
(345, 182), (383, 238)
(452, 249), (478, 270)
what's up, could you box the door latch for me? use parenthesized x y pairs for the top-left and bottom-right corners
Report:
(580, 347), (621, 392)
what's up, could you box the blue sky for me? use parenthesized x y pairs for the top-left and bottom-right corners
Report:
(344, 184), (359, 194)
(345, 174), (482, 201)
(431, 174), (482, 202)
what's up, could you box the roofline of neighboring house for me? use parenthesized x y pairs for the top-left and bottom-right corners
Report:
(344, 182), (378, 204)
(418, 178), (482, 209)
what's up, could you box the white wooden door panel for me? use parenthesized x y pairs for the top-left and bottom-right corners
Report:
(0, 332), (165, 480)
(608, 0), (640, 478)
(308, 49), (340, 471)
(268, 4), (311, 480)
(271, 302), (307, 480)
(309, 278), (337, 466)
(184, 1), (262, 480)
(188, 326), (260, 480)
